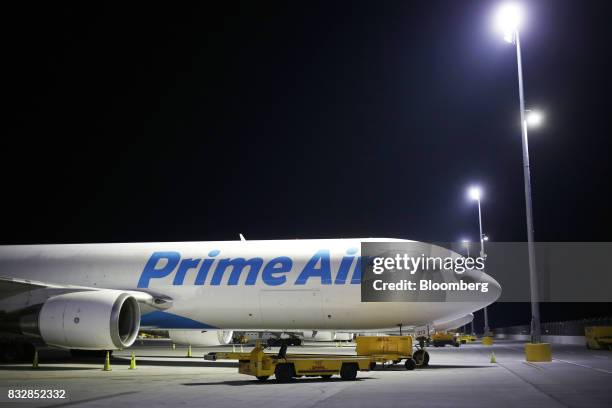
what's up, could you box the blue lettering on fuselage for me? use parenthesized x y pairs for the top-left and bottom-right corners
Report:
(137, 248), (361, 288)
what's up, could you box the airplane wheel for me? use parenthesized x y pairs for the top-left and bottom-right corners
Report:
(340, 363), (358, 381)
(257, 376), (269, 381)
(413, 350), (430, 367)
(405, 358), (416, 370)
(275, 364), (294, 383)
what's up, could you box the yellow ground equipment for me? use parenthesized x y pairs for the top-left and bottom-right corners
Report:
(355, 336), (418, 369)
(432, 332), (460, 347)
(524, 343), (552, 362)
(459, 334), (473, 344)
(585, 326), (612, 350)
(205, 343), (372, 382)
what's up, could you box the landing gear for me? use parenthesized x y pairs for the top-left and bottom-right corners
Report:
(413, 349), (429, 367)
(404, 358), (416, 370)
(267, 336), (302, 347)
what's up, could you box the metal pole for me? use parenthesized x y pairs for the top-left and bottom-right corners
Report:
(478, 198), (490, 335)
(515, 30), (541, 344)
(477, 199), (485, 258)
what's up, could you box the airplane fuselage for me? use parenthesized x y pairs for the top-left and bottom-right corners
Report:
(0, 239), (500, 330)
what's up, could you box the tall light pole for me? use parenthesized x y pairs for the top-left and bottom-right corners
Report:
(495, 3), (543, 343)
(468, 186), (489, 335)
(461, 239), (475, 335)
(461, 239), (471, 258)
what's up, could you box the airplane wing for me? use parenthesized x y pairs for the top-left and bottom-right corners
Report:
(0, 275), (173, 311)
(0, 276), (63, 296)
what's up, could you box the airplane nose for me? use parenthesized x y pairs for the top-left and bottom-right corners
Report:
(441, 267), (502, 307)
(478, 270), (502, 305)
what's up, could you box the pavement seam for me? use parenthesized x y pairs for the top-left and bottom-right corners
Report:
(477, 345), (568, 408)
(552, 358), (612, 375)
(523, 361), (545, 371)
(496, 361), (569, 408)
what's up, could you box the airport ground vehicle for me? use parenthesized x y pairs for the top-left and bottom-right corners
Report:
(205, 342), (372, 382)
(458, 334), (475, 344)
(585, 326), (612, 350)
(355, 335), (418, 369)
(431, 332), (460, 347)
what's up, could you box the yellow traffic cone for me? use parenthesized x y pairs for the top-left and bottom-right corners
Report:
(103, 351), (112, 371)
(172, 343), (176, 350)
(129, 352), (137, 370)
(490, 352), (497, 363)
(32, 349), (39, 369)
(186, 345), (193, 358)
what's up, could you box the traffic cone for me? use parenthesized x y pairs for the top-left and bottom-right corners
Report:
(32, 349), (39, 369)
(490, 352), (497, 363)
(186, 345), (193, 358)
(103, 351), (112, 371)
(172, 343), (176, 350)
(240, 344), (244, 352)
(232, 344), (236, 352)
(129, 352), (137, 370)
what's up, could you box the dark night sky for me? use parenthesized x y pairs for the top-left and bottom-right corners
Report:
(4, 1), (612, 328)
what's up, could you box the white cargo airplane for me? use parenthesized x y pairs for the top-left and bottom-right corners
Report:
(433, 313), (474, 333)
(0, 238), (500, 356)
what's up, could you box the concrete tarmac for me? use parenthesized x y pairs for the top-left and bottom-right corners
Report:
(0, 340), (610, 408)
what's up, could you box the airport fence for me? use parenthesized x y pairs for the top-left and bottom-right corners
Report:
(495, 316), (612, 336)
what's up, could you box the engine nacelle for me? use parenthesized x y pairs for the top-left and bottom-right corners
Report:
(21, 290), (140, 350)
(169, 330), (233, 346)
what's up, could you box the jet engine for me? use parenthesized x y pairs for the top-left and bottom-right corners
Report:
(18, 290), (140, 350)
(169, 330), (234, 346)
